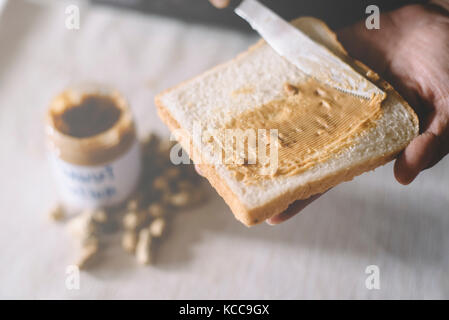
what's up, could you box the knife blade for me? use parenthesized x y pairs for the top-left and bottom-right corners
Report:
(234, 0), (384, 99)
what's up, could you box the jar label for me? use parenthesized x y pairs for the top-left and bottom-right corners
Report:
(49, 141), (141, 209)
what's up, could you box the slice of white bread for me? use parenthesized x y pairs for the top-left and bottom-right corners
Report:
(155, 17), (419, 226)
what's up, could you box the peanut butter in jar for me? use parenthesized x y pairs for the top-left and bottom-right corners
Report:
(46, 85), (141, 211)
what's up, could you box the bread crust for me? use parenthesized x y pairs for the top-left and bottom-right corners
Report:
(155, 17), (419, 226)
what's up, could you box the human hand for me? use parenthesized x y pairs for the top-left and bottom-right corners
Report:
(199, 3), (449, 225)
(270, 4), (449, 224)
(338, 3), (449, 185)
(208, 0), (230, 9)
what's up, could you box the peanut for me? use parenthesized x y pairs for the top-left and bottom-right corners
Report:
(92, 209), (107, 224)
(136, 228), (152, 265)
(126, 199), (139, 211)
(149, 218), (166, 238)
(122, 231), (138, 253)
(122, 211), (147, 230)
(284, 83), (299, 96)
(153, 176), (169, 192)
(66, 210), (97, 240)
(177, 180), (193, 191)
(77, 240), (99, 270)
(148, 203), (165, 218)
(169, 191), (190, 207)
(165, 167), (180, 179)
(48, 203), (65, 221)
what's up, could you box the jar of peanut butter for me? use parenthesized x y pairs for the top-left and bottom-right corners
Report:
(45, 85), (141, 210)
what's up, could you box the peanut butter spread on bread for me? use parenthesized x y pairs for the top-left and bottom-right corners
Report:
(223, 78), (384, 184)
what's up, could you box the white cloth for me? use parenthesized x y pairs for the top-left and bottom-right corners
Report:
(0, 0), (448, 299)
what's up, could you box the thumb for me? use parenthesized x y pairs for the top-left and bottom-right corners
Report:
(394, 131), (441, 185)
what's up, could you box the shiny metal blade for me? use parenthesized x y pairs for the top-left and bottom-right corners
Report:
(235, 0), (384, 99)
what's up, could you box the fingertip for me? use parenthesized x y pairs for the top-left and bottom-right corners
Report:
(209, 0), (230, 9)
(394, 154), (416, 185)
(266, 212), (290, 225)
(265, 193), (324, 226)
(265, 208), (296, 226)
(393, 132), (439, 185)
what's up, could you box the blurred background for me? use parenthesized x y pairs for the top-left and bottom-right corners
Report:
(91, 0), (424, 30)
(0, 0), (448, 300)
